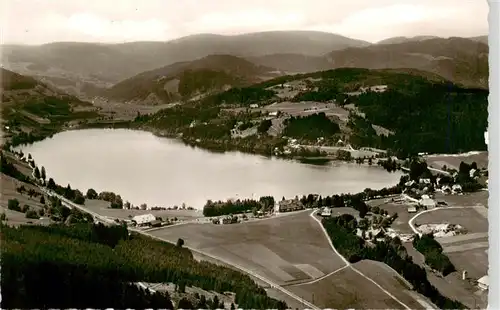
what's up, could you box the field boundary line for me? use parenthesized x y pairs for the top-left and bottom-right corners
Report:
(284, 265), (350, 287)
(140, 230), (320, 310)
(309, 209), (412, 310)
(408, 206), (469, 236)
(47, 186), (321, 310)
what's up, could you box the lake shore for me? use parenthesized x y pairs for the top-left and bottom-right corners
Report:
(17, 128), (402, 211)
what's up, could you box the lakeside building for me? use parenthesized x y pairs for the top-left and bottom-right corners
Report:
(132, 214), (156, 226)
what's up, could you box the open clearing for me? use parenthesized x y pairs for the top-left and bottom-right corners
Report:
(84, 199), (204, 221)
(367, 199), (415, 234)
(414, 207), (488, 234)
(150, 209), (432, 309)
(424, 151), (488, 170)
(404, 203), (489, 309)
(434, 191), (488, 208)
(150, 210), (346, 285)
(0, 173), (48, 226)
(352, 260), (436, 310)
(262, 101), (350, 121)
(287, 266), (406, 309)
(403, 243), (487, 309)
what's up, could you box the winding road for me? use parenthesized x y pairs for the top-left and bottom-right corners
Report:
(42, 189), (320, 310)
(31, 156), (413, 310)
(308, 210), (413, 310)
(408, 206), (468, 236)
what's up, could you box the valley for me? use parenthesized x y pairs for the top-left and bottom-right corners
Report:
(0, 24), (491, 310)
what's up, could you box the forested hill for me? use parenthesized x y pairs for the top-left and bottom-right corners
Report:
(136, 68), (488, 157)
(0, 222), (287, 309)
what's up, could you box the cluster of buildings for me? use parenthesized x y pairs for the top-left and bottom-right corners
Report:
(124, 213), (162, 228)
(275, 198), (304, 213)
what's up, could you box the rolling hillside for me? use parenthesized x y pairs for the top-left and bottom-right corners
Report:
(103, 55), (280, 105)
(376, 36), (441, 45)
(324, 37), (489, 89)
(1, 68), (98, 147)
(0, 31), (370, 94)
(134, 67), (488, 157)
(246, 54), (332, 74)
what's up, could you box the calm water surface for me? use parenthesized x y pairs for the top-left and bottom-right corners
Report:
(20, 129), (402, 209)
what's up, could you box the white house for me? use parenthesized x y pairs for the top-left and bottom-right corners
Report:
(452, 184), (463, 193)
(269, 111), (278, 117)
(132, 214), (156, 226)
(469, 168), (477, 178)
(407, 206), (417, 213)
(320, 207), (332, 217)
(420, 197), (436, 209)
(249, 104), (259, 108)
(477, 275), (489, 290)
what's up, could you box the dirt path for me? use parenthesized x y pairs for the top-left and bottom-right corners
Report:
(308, 209), (413, 310)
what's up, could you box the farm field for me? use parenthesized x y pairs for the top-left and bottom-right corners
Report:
(424, 151), (488, 170)
(434, 191), (488, 208)
(0, 173), (48, 226)
(414, 207), (488, 234)
(352, 260), (436, 310)
(287, 266), (408, 309)
(262, 101), (350, 121)
(84, 199), (204, 221)
(407, 242), (488, 309)
(149, 210), (347, 285)
(367, 199), (415, 234)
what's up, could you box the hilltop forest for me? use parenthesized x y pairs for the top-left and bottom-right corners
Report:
(133, 68), (488, 158)
(1, 222), (287, 309)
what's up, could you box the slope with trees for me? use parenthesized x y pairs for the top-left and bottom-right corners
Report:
(1, 69), (99, 148)
(0, 222), (287, 309)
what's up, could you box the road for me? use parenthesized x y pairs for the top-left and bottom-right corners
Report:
(408, 206), (468, 237)
(308, 209), (413, 310)
(41, 185), (411, 310)
(400, 166), (451, 176)
(29, 157), (412, 309)
(41, 188), (319, 310)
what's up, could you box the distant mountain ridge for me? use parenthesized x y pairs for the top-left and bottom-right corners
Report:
(1, 32), (489, 98)
(376, 36), (441, 45)
(102, 54), (280, 105)
(323, 37), (488, 89)
(1, 31), (370, 91)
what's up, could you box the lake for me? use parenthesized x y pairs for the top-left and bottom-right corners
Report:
(19, 129), (403, 209)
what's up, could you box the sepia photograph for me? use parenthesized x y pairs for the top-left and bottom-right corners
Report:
(0, 0), (494, 309)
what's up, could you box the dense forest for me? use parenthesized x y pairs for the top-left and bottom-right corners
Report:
(413, 234), (456, 276)
(321, 215), (465, 309)
(283, 112), (341, 141)
(352, 84), (488, 157)
(203, 196), (275, 217)
(135, 68), (487, 157)
(1, 222), (287, 309)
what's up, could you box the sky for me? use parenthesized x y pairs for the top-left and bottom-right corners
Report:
(0, 0), (490, 45)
